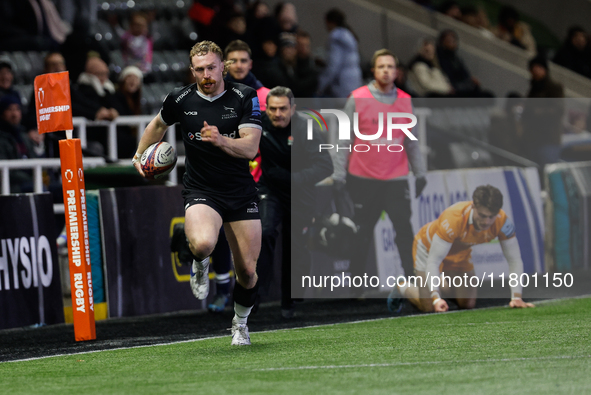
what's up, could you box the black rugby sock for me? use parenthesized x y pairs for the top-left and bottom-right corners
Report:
(233, 281), (259, 308)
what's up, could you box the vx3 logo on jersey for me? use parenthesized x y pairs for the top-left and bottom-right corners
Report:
(303, 108), (417, 152)
(184, 111), (199, 115)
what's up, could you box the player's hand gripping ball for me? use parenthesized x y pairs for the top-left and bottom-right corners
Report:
(140, 142), (177, 179)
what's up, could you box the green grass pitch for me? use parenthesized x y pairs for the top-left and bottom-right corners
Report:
(2, 297), (590, 394)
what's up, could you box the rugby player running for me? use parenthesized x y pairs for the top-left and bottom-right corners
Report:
(133, 41), (262, 345)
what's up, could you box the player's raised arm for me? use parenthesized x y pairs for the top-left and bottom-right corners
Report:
(200, 121), (261, 159)
(132, 112), (169, 176)
(500, 236), (535, 308)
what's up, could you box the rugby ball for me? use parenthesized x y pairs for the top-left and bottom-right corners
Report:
(140, 142), (177, 179)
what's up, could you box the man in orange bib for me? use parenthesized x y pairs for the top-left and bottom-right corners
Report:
(388, 185), (535, 313)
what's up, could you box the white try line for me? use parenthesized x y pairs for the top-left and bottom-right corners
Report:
(3, 295), (589, 364)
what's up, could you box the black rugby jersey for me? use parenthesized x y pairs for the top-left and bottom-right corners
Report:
(160, 81), (262, 197)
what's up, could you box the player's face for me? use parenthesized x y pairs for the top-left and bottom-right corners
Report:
(227, 50), (252, 80)
(266, 96), (295, 129)
(191, 52), (225, 96)
(472, 205), (497, 231)
(372, 55), (396, 87)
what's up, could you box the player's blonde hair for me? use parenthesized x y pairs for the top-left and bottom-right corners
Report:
(189, 41), (229, 77)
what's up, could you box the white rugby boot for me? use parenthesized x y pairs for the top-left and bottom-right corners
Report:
(190, 257), (210, 300)
(231, 317), (251, 346)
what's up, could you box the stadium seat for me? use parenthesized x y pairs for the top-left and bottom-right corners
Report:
(8, 52), (34, 85)
(26, 52), (46, 82)
(93, 19), (121, 51)
(152, 19), (179, 51)
(13, 84), (33, 108)
(109, 50), (124, 75)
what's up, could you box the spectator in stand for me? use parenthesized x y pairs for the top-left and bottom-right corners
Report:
(0, 96), (34, 192)
(492, 6), (536, 56)
(248, 1), (270, 25)
(113, 66), (145, 158)
(218, 12), (252, 51)
(264, 36), (297, 88)
(460, 6), (495, 40)
(274, 2), (298, 36)
(248, 1), (271, 25)
(460, 5), (479, 28)
(72, 56), (119, 156)
(439, 1), (462, 21)
(553, 26), (591, 79)
(263, 35), (318, 98)
(408, 38), (454, 97)
(521, 56), (565, 177)
(0, 96), (28, 159)
(295, 30), (319, 97)
(317, 8), (363, 98)
(73, 56), (119, 121)
(0, 60), (22, 105)
(0, 93), (62, 199)
(394, 63), (418, 98)
(44, 52), (68, 74)
(252, 36), (280, 87)
(247, 1), (277, 60)
(526, 56), (564, 99)
(437, 30), (493, 98)
(224, 39), (269, 185)
(224, 40), (270, 110)
(121, 12), (153, 75)
(114, 66), (144, 116)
